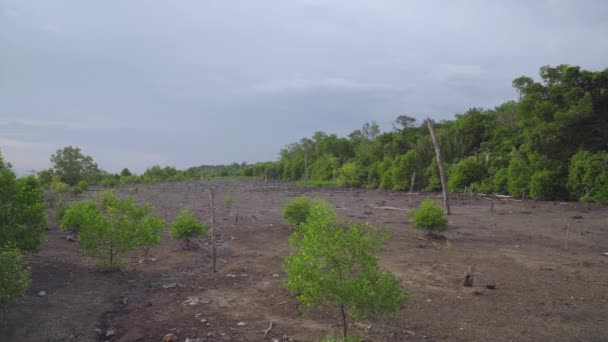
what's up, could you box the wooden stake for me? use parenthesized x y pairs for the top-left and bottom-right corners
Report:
(209, 185), (217, 273)
(463, 265), (475, 287)
(490, 197), (494, 212)
(564, 223), (570, 251)
(426, 119), (451, 215)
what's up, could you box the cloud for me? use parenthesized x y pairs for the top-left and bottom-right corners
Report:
(2, 8), (18, 17)
(0, 120), (136, 130)
(252, 78), (402, 95)
(0, 138), (49, 149)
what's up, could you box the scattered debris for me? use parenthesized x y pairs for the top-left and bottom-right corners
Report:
(199, 318), (208, 324)
(237, 321), (248, 326)
(162, 283), (179, 289)
(263, 320), (274, 338)
(272, 273), (280, 278)
(106, 329), (116, 337)
(226, 274), (237, 278)
(185, 338), (203, 342)
(66, 235), (79, 242)
(163, 333), (178, 342)
(38, 291), (47, 297)
(122, 297), (128, 305)
(354, 321), (372, 332)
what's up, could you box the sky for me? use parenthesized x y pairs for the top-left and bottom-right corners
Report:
(1, 0), (607, 174)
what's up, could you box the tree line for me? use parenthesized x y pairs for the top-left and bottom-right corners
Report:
(242, 65), (608, 202)
(33, 65), (608, 202)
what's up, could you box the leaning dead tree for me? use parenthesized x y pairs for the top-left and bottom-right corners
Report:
(426, 118), (451, 215)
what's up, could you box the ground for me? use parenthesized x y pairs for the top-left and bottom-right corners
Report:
(1, 179), (607, 342)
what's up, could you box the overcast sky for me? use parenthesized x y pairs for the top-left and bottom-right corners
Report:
(1, 0), (607, 174)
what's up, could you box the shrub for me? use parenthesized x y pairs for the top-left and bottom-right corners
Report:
(493, 168), (509, 194)
(50, 176), (69, 192)
(170, 208), (208, 242)
(0, 246), (31, 309)
(568, 151), (608, 202)
(71, 180), (88, 194)
(336, 162), (362, 187)
(282, 196), (312, 228)
(284, 199), (407, 339)
(529, 170), (567, 200)
(408, 199), (447, 235)
(60, 200), (98, 234)
(61, 191), (165, 266)
(448, 157), (484, 192)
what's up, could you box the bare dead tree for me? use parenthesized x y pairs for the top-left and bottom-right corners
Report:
(409, 171), (416, 193)
(426, 118), (451, 215)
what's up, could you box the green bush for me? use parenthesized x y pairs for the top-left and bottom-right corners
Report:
(284, 199), (407, 339)
(60, 200), (98, 234)
(0, 246), (31, 309)
(448, 157), (484, 192)
(568, 151), (608, 202)
(336, 162), (363, 187)
(529, 170), (566, 200)
(170, 208), (208, 242)
(50, 176), (69, 192)
(493, 168), (509, 194)
(71, 180), (88, 194)
(282, 196), (312, 228)
(61, 191), (165, 266)
(408, 199), (448, 234)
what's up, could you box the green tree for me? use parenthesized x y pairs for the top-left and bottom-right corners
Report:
(0, 246), (31, 309)
(50, 146), (101, 186)
(283, 199), (407, 338)
(170, 208), (208, 246)
(0, 150), (46, 308)
(61, 190), (165, 266)
(408, 199), (448, 235)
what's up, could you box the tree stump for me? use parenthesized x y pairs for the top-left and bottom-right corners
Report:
(463, 265), (475, 287)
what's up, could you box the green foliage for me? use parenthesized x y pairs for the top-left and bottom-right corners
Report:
(408, 199), (448, 234)
(50, 176), (69, 192)
(448, 156), (485, 192)
(61, 191), (165, 266)
(529, 170), (567, 200)
(50, 146), (101, 186)
(60, 200), (98, 234)
(282, 196), (312, 228)
(0, 246), (31, 309)
(336, 162), (363, 187)
(493, 168), (509, 194)
(71, 180), (88, 194)
(0, 158), (47, 252)
(170, 208), (208, 241)
(284, 199), (407, 338)
(390, 150), (420, 190)
(568, 150), (608, 202)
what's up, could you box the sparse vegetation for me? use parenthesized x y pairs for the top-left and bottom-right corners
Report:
(408, 199), (448, 235)
(0, 246), (31, 309)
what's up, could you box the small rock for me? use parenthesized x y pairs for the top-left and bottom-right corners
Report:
(354, 322), (372, 331)
(38, 291), (47, 297)
(93, 328), (103, 335)
(226, 274), (237, 278)
(199, 318), (208, 324)
(122, 297), (128, 305)
(106, 329), (116, 337)
(162, 333), (178, 342)
(603, 252), (608, 257)
(185, 338), (203, 342)
(162, 283), (179, 289)
(237, 321), (248, 326)
(66, 235), (79, 242)
(272, 274), (280, 278)
(148, 257), (157, 262)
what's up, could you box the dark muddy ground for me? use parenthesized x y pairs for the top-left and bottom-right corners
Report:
(1, 179), (607, 341)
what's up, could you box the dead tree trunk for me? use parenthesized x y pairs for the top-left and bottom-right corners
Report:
(409, 171), (416, 193)
(209, 185), (217, 273)
(426, 119), (451, 215)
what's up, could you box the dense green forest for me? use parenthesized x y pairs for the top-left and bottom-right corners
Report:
(32, 65), (608, 202)
(240, 65), (608, 202)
